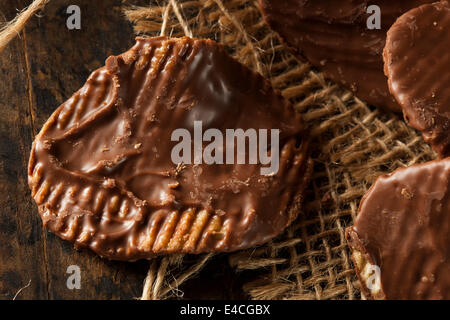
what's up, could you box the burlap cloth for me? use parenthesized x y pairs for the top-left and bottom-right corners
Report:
(122, 0), (436, 300)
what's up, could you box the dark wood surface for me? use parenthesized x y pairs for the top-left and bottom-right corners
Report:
(0, 0), (246, 300)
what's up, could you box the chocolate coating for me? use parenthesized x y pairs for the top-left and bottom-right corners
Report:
(384, 1), (450, 158)
(28, 37), (312, 261)
(346, 159), (450, 299)
(259, 0), (435, 113)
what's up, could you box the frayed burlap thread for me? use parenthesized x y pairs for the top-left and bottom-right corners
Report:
(141, 254), (213, 300)
(124, 0), (436, 300)
(0, 0), (50, 52)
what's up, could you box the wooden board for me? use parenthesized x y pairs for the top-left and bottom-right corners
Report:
(0, 0), (246, 300)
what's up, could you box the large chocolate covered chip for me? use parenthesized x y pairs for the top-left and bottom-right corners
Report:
(384, 1), (450, 158)
(28, 37), (312, 261)
(346, 159), (450, 299)
(259, 0), (435, 113)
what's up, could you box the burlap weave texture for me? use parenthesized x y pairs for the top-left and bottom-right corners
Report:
(123, 0), (436, 300)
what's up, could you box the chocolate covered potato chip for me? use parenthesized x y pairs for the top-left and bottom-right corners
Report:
(259, 0), (435, 113)
(346, 159), (450, 299)
(384, 1), (450, 158)
(28, 37), (312, 261)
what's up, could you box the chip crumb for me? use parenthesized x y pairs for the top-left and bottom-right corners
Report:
(103, 178), (116, 188)
(401, 188), (413, 199)
(168, 181), (180, 189)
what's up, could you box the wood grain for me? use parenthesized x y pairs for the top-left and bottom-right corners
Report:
(0, 0), (48, 300)
(0, 0), (246, 300)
